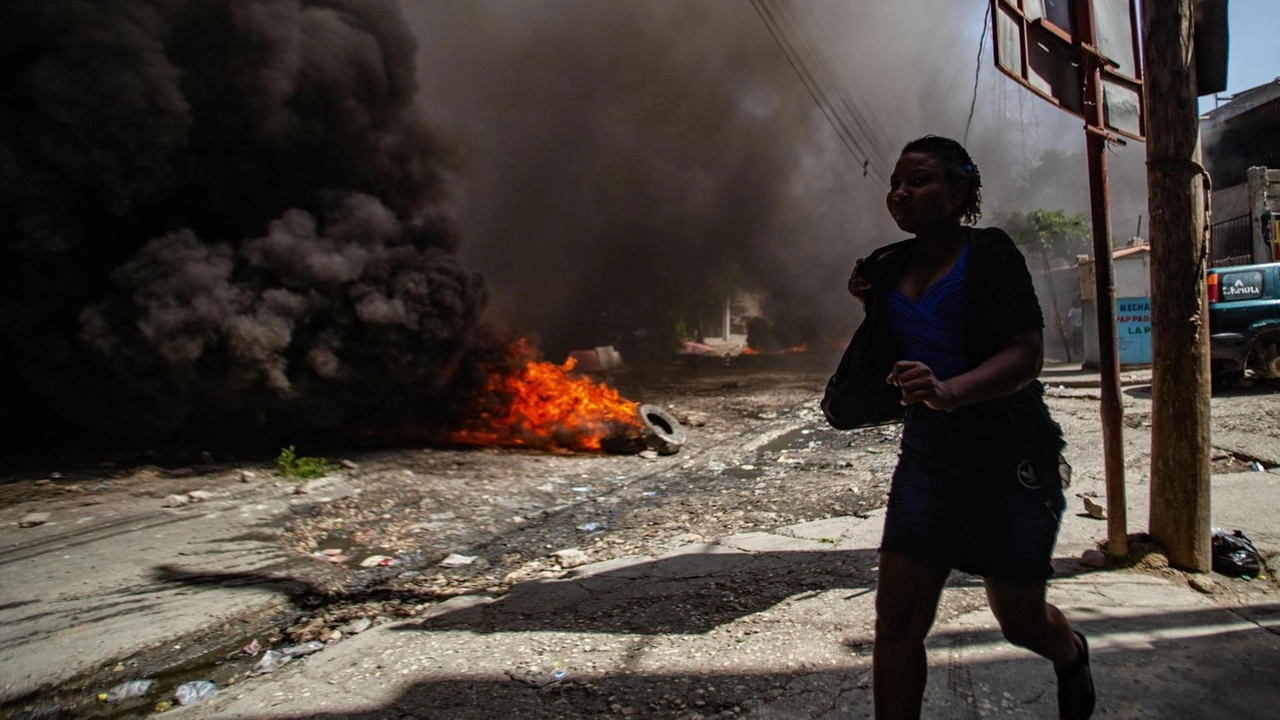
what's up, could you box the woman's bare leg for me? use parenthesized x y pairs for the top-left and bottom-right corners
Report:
(984, 577), (1090, 698)
(873, 551), (951, 720)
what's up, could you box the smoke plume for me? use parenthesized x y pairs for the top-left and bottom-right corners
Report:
(1, 0), (498, 452)
(1, 0), (1154, 457)
(402, 0), (1150, 357)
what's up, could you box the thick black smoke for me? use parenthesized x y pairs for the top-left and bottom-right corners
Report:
(0, 0), (498, 453)
(405, 0), (895, 357)
(403, 0), (1151, 357)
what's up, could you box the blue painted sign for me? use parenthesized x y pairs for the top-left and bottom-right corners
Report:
(1116, 297), (1152, 365)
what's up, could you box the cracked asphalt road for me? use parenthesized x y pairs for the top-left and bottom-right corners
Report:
(2, 358), (1278, 718)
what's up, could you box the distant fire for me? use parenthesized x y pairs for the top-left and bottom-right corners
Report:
(742, 342), (811, 355)
(449, 339), (642, 452)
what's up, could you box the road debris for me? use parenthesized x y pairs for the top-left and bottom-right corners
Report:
(1080, 549), (1107, 568)
(18, 512), (50, 528)
(162, 494), (190, 508)
(440, 553), (478, 567)
(99, 679), (154, 702)
(282, 641), (326, 657)
(341, 617), (373, 635)
(1081, 495), (1106, 519)
(174, 680), (217, 706)
(1211, 528), (1263, 578)
(1188, 575), (1218, 594)
(250, 650), (291, 675)
(552, 549), (590, 569)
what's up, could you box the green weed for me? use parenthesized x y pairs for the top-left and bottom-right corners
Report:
(276, 445), (330, 481)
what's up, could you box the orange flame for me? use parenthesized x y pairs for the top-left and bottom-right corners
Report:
(450, 339), (641, 452)
(741, 342), (810, 355)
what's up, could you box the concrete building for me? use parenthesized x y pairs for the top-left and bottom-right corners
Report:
(1078, 242), (1152, 367)
(1202, 78), (1280, 267)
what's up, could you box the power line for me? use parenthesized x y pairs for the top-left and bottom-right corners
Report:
(792, 0), (893, 153)
(771, 0), (892, 174)
(964, 2), (992, 146)
(749, 0), (891, 180)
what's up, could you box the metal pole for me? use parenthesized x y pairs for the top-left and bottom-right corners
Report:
(1076, 0), (1128, 559)
(1085, 125), (1129, 560)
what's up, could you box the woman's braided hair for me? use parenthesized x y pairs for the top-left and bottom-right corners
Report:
(901, 135), (983, 226)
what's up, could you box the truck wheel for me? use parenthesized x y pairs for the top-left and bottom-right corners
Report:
(637, 404), (686, 455)
(1212, 368), (1243, 392)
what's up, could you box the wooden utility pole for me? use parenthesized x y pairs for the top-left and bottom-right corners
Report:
(1144, 0), (1212, 571)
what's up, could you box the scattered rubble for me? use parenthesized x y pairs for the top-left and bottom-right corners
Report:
(1080, 549), (1108, 568)
(98, 679), (154, 702)
(340, 617), (372, 635)
(440, 553), (478, 568)
(552, 548), (591, 569)
(1188, 575), (1218, 594)
(249, 650), (290, 676)
(282, 641), (325, 658)
(163, 494), (190, 508)
(174, 680), (217, 706)
(1081, 495), (1106, 519)
(18, 512), (49, 528)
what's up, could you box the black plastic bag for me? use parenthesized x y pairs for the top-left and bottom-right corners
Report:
(1211, 528), (1263, 578)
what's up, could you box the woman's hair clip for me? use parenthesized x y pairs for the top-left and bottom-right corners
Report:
(962, 163), (976, 173)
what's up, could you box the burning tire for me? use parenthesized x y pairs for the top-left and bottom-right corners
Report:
(637, 403), (685, 455)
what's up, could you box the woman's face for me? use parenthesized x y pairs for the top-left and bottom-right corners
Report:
(886, 152), (967, 235)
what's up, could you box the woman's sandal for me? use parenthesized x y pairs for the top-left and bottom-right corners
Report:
(1057, 630), (1096, 720)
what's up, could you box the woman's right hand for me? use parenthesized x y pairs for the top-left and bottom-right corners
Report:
(847, 258), (871, 305)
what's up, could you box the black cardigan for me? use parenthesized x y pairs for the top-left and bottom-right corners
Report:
(821, 227), (1065, 460)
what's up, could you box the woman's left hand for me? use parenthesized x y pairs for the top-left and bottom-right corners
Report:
(886, 361), (961, 411)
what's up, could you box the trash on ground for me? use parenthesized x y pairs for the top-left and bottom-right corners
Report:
(1253, 462), (1266, 472)
(241, 639), (262, 657)
(154, 700), (174, 712)
(174, 680), (217, 706)
(282, 641), (326, 657)
(1082, 495), (1106, 519)
(552, 548), (590, 569)
(18, 512), (50, 528)
(340, 459), (359, 469)
(440, 553), (478, 567)
(250, 650), (291, 675)
(359, 554), (394, 568)
(162, 494), (190, 508)
(576, 521), (602, 532)
(99, 679), (155, 702)
(312, 551), (350, 563)
(1211, 528), (1263, 578)
(341, 617), (372, 635)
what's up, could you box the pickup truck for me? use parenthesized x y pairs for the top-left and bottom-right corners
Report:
(1208, 261), (1280, 388)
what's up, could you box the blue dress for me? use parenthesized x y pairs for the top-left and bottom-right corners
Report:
(880, 245), (1065, 582)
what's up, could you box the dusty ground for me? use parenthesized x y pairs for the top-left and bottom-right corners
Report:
(1, 356), (1277, 719)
